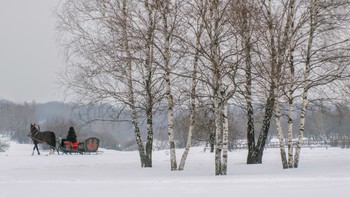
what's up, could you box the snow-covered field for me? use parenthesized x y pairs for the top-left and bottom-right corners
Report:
(1, 143), (349, 197)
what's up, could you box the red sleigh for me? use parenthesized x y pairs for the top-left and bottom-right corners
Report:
(59, 137), (100, 154)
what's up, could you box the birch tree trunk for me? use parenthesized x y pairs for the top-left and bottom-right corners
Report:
(272, 0), (296, 169)
(178, 23), (200, 170)
(221, 102), (229, 175)
(165, 67), (177, 171)
(177, 73), (196, 170)
(294, 0), (316, 168)
(158, 0), (178, 171)
(214, 94), (223, 175)
(273, 96), (288, 169)
(240, 1), (257, 165)
(207, 0), (225, 176)
(244, 0), (279, 164)
(255, 88), (274, 164)
(144, 0), (157, 168)
(254, 0), (276, 164)
(294, 88), (309, 168)
(287, 0), (296, 168)
(244, 64), (259, 164)
(287, 87), (295, 168)
(121, 0), (147, 167)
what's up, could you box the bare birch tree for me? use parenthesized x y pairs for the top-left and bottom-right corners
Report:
(195, 0), (239, 175)
(293, 0), (350, 168)
(232, 0), (277, 165)
(56, 0), (350, 173)
(270, 0), (350, 168)
(139, 0), (160, 168)
(153, 0), (185, 171)
(178, 0), (204, 171)
(56, 0), (161, 167)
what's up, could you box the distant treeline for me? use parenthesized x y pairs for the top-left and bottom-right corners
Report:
(0, 99), (349, 150)
(0, 100), (130, 149)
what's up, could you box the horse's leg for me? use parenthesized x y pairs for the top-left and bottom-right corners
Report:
(32, 145), (35, 156)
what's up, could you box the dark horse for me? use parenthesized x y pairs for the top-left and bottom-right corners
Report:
(28, 124), (56, 155)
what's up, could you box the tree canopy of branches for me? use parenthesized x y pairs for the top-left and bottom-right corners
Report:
(56, 0), (350, 174)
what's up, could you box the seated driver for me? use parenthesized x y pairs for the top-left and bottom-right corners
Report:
(61, 126), (77, 147)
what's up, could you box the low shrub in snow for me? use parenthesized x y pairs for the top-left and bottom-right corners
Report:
(0, 135), (10, 152)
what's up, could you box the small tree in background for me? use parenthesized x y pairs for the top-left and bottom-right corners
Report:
(0, 135), (10, 152)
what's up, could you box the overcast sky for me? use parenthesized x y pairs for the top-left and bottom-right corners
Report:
(0, 0), (64, 103)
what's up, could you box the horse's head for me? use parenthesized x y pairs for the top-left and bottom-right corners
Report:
(28, 123), (39, 137)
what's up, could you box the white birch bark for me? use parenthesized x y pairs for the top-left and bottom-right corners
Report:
(166, 72), (177, 171)
(294, 88), (308, 168)
(254, 0), (276, 164)
(214, 96), (223, 175)
(178, 24), (200, 170)
(287, 90), (295, 168)
(178, 92), (195, 171)
(287, 0), (296, 169)
(159, 0), (177, 171)
(144, 0), (156, 168)
(273, 0), (296, 169)
(121, 0), (146, 167)
(241, 1), (257, 165)
(273, 96), (288, 169)
(208, 0), (224, 175)
(294, 0), (316, 168)
(221, 102), (229, 175)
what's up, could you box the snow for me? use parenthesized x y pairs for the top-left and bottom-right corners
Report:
(1, 142), (350, 197)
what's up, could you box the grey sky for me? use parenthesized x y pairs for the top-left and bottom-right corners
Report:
(0, 0), (63, 103)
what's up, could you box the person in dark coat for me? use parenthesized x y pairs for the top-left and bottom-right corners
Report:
(61, 126), (77, 147)
(66, 126), (77, 143)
